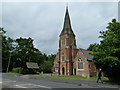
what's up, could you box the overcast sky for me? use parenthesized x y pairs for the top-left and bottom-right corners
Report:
(2, 2), (118, 55)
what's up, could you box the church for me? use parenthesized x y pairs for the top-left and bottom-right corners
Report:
(53, 7), (97, 77)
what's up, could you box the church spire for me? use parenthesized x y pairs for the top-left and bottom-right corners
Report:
(60, 6), (75, 36)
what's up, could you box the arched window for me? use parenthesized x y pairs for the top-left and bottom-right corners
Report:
(69, 39), (74, 45)
(78, 58), (84, 69)
(61, 39), (65, 46)
(62, 53), (65, 61)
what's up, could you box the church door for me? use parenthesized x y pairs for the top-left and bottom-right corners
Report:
(74, 69), (76, 75)
(62, 67), (65, 75)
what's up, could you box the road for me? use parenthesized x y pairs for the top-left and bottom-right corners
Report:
(1, 73), (120, 90)
(2, 73), (93, 89)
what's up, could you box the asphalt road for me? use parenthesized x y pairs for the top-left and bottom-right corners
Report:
(2, 73), (120, 90)
(2, 73), (93, 89)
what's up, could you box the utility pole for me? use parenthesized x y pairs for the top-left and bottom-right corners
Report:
(6, 51), (12, 72)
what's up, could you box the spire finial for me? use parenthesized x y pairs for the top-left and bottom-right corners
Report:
(66, 3), (68, 9)
(60, 4), (75, 36)
(66, 3), (68, 12)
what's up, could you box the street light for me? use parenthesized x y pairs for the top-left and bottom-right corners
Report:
(6, 51), (12, 72)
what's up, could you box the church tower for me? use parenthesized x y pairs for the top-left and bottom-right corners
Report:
(58, 6), (78, 75)
(53, 6), (97, 76)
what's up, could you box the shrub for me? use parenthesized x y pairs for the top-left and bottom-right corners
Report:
(12, 67), (25, 74)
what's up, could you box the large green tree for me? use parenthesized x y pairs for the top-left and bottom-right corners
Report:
(1, 27), (56, 73)
(39, 54), (56, 73)
(87, 43), (99, 51)
(14, 37), (44, 69)
(1, 27), (14, 72)
(91, 19), (120, 82)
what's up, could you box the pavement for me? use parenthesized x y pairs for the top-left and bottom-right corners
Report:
(2, 73), (120, 89)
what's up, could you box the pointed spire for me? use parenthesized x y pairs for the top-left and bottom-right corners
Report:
(60, 6), (75, 36)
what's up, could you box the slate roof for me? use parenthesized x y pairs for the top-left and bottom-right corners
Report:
(80, 49), (93, 60)
(60, 6), (75, 36)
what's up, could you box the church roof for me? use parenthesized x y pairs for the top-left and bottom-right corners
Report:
(80, 49), (93, 60)
(60, 6), (75, 36)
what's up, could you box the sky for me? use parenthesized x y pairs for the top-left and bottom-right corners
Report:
(1, 2), (118, 55)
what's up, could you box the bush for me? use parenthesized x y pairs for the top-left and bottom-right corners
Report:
(26, 69), (38, 74)
(12, 67), (25, 74)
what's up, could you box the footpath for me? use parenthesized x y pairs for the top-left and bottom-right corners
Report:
(20, 75), (120, 88)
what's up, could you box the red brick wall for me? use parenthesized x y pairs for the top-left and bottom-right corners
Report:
(53, 33), (97, 76)
(58, 33), (77, 75)
(88, 61), (97, 76)
(74, 50), (89, 76)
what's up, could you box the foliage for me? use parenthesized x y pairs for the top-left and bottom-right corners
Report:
(1, 28), (14, 72)
(12, 67), (25, 74)
(1, 27), (56, 73)
(91, 19), (120, 82)
(87, 43), (99, 51)
(39, 54), (56, 73)
(14, 37), (43, 69)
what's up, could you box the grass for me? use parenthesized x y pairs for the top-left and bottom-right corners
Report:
(38, 73), (109, 82)
(5, 72), (109, 82)
(5, 72), (20, 74)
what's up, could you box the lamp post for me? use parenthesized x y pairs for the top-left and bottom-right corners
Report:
(6, 51), (12, 72)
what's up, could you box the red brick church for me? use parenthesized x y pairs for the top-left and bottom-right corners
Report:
(53, 7), (97, 76)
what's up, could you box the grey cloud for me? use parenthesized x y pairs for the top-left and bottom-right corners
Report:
(2, 2), (118, 55)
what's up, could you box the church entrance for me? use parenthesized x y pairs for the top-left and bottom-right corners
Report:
(62, 67), (65, 75)
(74, 69), (76, 75)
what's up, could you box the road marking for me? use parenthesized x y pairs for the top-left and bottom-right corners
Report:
(3, 81), (16, 82)
(15, 85), (27, 88)
(3, 79), (16, 83)
(3, 79), (52, 89)
(30, 84), (52, 89)
(18, 84), (52, 89)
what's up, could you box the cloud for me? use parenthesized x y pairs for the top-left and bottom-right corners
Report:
(2, 2), (118, 55)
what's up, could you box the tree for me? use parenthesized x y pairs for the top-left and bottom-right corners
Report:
(1, 27), (56, 74)
(39, 54), (56, 73)
(87, 43), (99, 51)
(14, 37), (44, 69)
(91, 19), (120, 82)
(1, 28), (14, 72)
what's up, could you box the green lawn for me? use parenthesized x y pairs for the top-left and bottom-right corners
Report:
(5, 72), (20, 74)
(38, 73), (109, 81)
(6, 72), (109, 82)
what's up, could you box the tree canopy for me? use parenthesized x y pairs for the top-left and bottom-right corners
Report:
(90, 19), (120, 82)
(1, 27), (56, 73)
(87, 43), (99, 51)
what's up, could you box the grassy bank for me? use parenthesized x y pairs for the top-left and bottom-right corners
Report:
(38, 73), (109, 82)
(5, 72), (20, 74)
(5, 72), (109, 82)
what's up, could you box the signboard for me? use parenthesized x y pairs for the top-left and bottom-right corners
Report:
(55, 67), (59, 72)
(26, 62), (39, 69)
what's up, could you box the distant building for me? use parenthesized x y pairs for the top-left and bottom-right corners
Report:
(53, 7), (97, 76)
